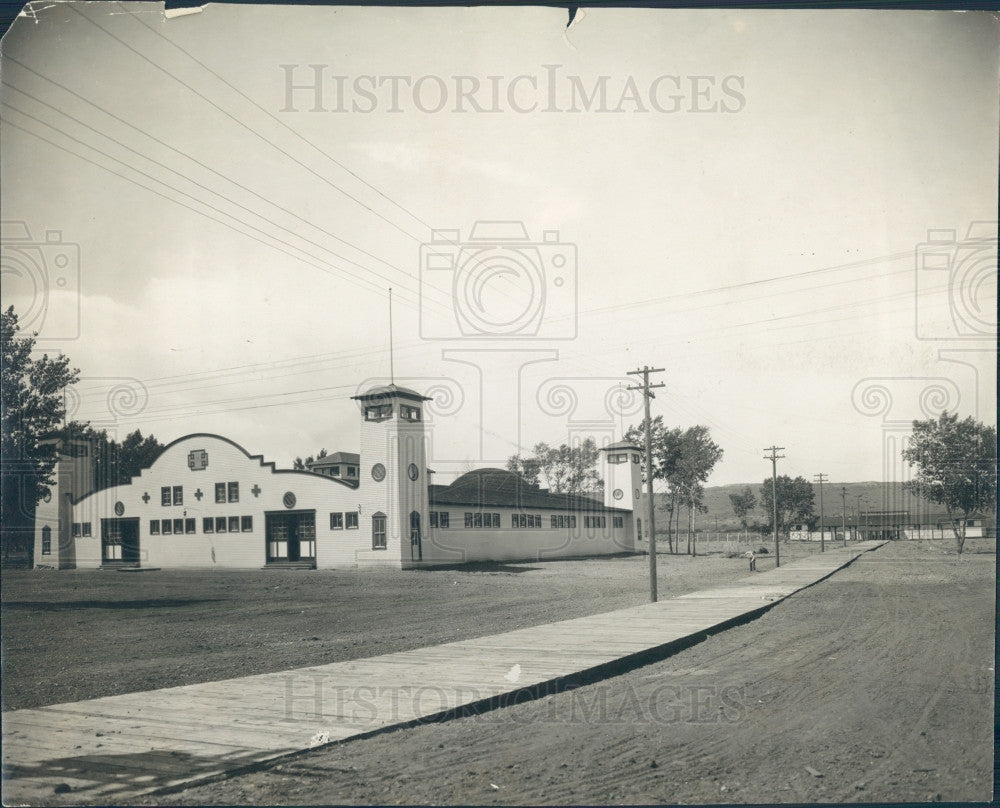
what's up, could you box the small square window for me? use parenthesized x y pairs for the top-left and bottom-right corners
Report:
(347, 467), (357, 477)
(173, 518), (184, 534)
(346, 512), (358, 529)
(431, 512), (440, 528)
(185, 518), (196, 534)
(474, 513), (483, 528)
(72, 522), (81, 537)
(228, 482), (239, 503)
(203, 517), (214, 533)
(228, 516), (240, 533)
(83, 522), (91, 537)
(241, 515), (253, 532)
(465, 512), (474, 528)
(330, 512), (344, 529)
(162, 519), (172, 535)
(550, 515), (557, 528)
(173, 486), (183, 506)
(439, 512), (449, 529)
(216, 516), (227, 533)
(150, 520), (160, 535)
(161, 486), (171, 506)
(215, 483), (226, 503)
(570, 516), (577, 529)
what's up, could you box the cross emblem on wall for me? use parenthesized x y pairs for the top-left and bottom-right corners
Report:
(251, 485), (261, 497)
(141, 492), (150, 504)
(194, 489), (203, 501)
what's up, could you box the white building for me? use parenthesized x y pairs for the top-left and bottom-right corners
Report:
(35, 385), (640, 570)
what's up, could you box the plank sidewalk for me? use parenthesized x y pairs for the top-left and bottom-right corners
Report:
(2, 541), (884, 804)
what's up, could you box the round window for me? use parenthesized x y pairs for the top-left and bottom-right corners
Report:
(407, 463), (419, 481)
(634, 488), (641, 499)
(283, 491), (297, 509)
(114, 501), (125, 516)
(371, 463), (386, 482)
(613, 488), (624, 500)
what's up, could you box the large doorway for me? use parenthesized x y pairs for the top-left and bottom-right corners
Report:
(265, 510), (316, 565)
(101, 518), (140, 564)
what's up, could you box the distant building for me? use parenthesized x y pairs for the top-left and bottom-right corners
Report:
(35, 385), (639, 570)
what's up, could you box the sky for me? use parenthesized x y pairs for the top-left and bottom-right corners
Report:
(1, 3), (996, 487)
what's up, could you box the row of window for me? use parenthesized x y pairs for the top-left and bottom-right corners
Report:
(150, 516), (253, 535)
(585, 515), (607, 529)
(429, 511), (450, 528)
(161, 485), (184, 506)
(607, 453), (641, 465)
(423, 512), (625, 530)
(513, 514), (543, 528)
(363, 403), (422, 422)
(313, 465), (358, 478)
(329, 512), (360, 529)
(72, 522), (93, 537)
(464, 512), (501, 528)
(215, 482), (240, 503)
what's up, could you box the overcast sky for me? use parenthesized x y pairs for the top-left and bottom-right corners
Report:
(1, 4), (996, 486)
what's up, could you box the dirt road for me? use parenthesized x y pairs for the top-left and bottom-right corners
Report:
(141, 540), (994, 805)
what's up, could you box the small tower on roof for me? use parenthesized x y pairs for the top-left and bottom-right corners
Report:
(600, 438), (643, 541)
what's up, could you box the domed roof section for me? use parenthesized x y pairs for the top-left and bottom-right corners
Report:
(449, 467), (523, 493)
(351, 383), (431, 402)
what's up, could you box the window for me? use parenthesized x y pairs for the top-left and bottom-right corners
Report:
(474, 512), (483, 528)
(215, 483), (226, 504)
(347, 466), (357, 477)
(228, 482), (239, 503)
(329, 465), (341, 476)
(550, 515), (557, 528)
(228, 516), (240, 533)
(632, 454), (641, 464)
(216, 516), (227, 533)
(241, 516), (253, 532)
(330, 512), (344, 529)
(173, 518), (184, 534)
(203, 517), (214, 533)
(372, 512), (387, 549)
(511, 514), (518, 528)
(364, 404), (392, 421)
(73, 522), (81, 537)
(400, 404), (421, 421)
(185, 518), (196, 534)
(173, 486), (183, 506)
(346, 512), (358, 529)
(82, 522), (91, 537)
(608, 454), (625, 465)
(570, 515), (577, 528)
(465, 512), (474, 528)
(431, 511), (449, 528)
(150, 520), (160, 535)
(614, 516), (624, 528)
(162, 519), (172, 535)
(41, 525), (51, 554)
(431, 511), (439, 528)
(161, 486), (171, 506)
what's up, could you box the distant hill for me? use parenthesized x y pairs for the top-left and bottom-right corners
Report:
(638, 481), (991, 533)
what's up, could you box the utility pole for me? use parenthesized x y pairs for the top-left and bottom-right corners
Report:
(814, 473), (828, 552)
(841, 486), (847, 547)
(764, 446), (785, 567)
(856, 494), (865, 542)
(628, 366), (665, 602)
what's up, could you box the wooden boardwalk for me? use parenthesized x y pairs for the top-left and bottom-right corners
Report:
(2, 541), (884, 804)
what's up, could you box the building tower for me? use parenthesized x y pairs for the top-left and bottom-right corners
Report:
(33, 438), (94, 569)
(352, 384), (431, 567)
(600, 440), (644, 544)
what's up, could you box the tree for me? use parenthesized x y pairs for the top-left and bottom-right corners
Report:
(901, 411), (996, 555)
(1, 307), (80, 562)
(729, 486), (757, 530)
(59, 423), (164, 491)
(506, 454), (541, 487)
(625, 416), (684, 551)
(293, 448), (328, 471)
(760, 475), (815, 537)
(675, 427), (724, 555)
(506, 440), (603, 494)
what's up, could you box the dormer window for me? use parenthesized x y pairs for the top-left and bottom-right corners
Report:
(365, 404), (393, 422)
(400, 404), (421, 422)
